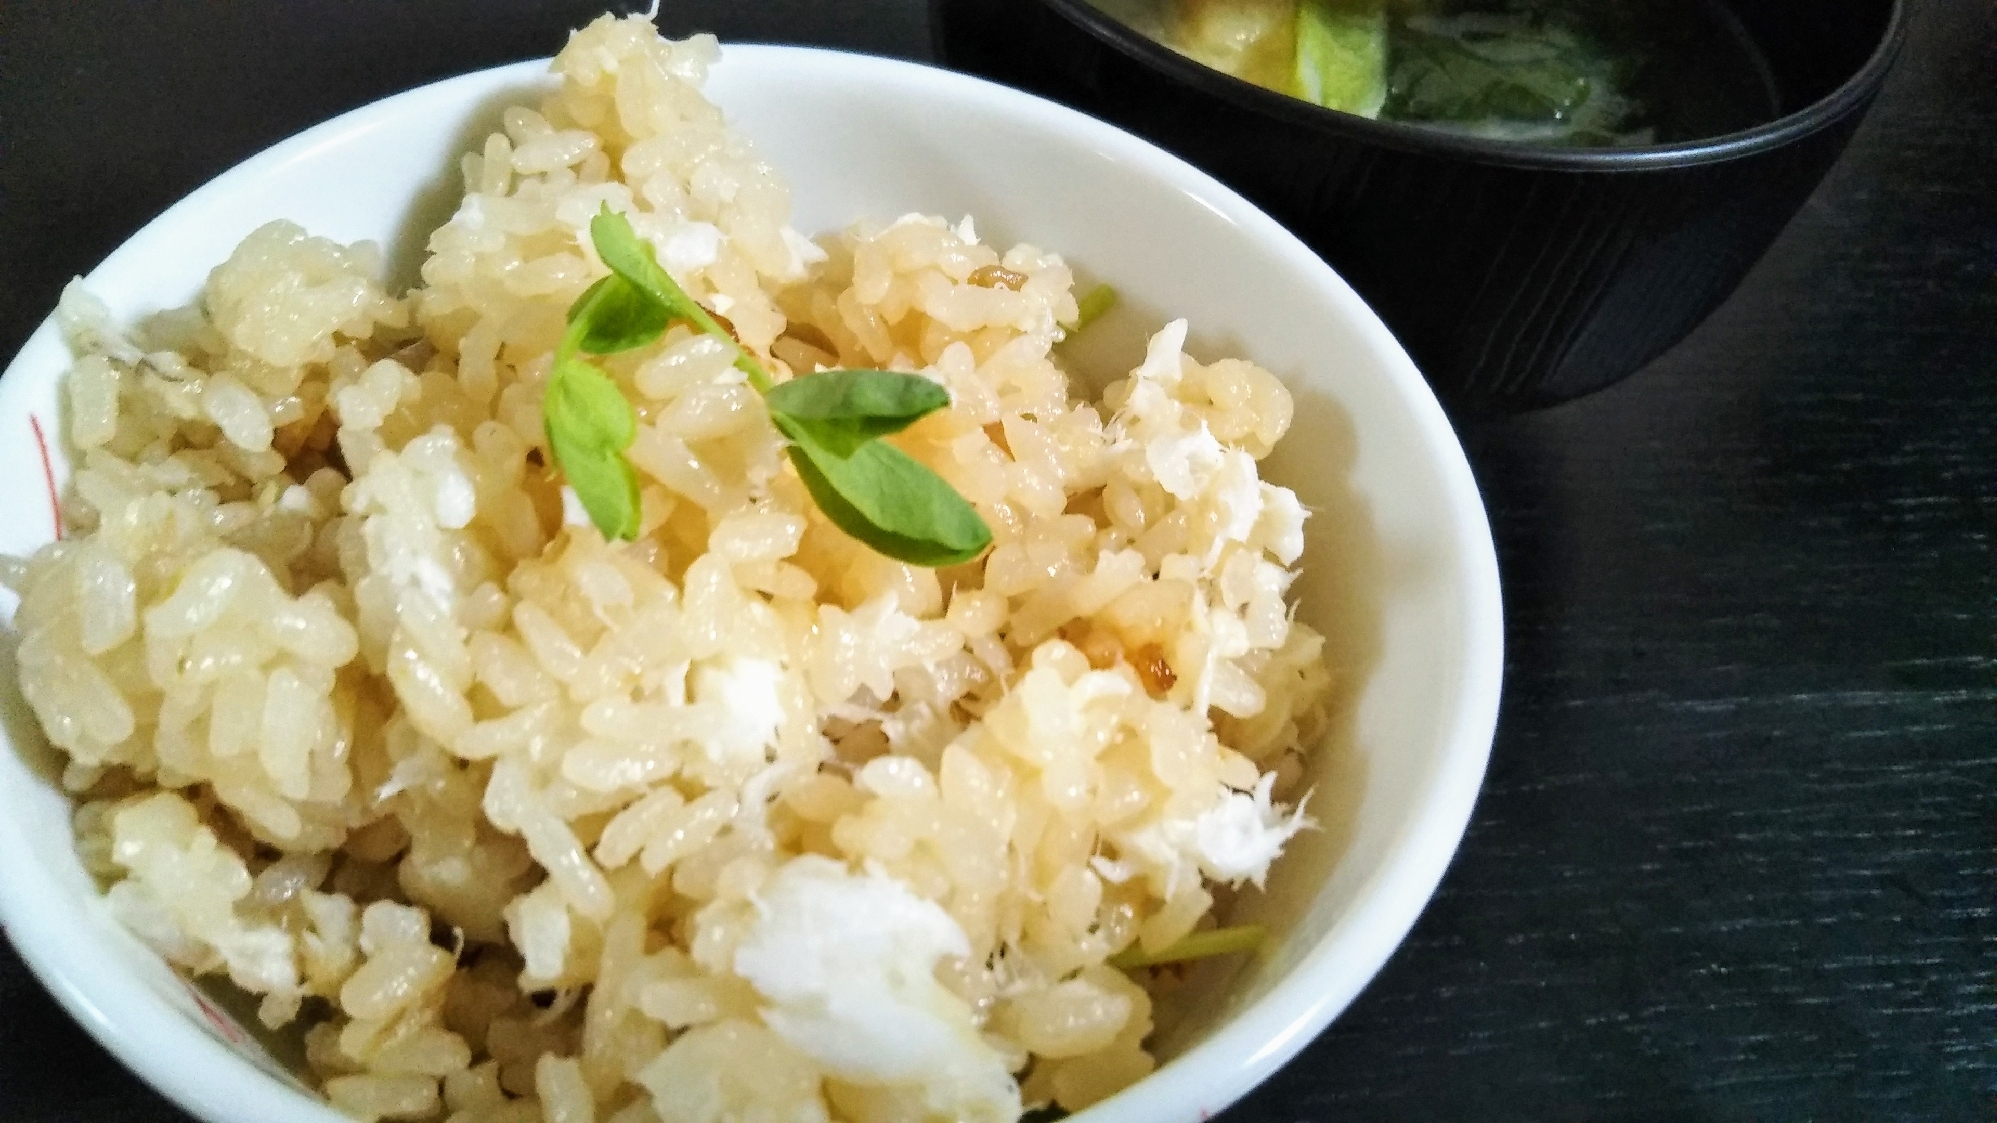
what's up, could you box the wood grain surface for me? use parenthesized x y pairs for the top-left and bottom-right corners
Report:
(1, 1), (1989, 1120)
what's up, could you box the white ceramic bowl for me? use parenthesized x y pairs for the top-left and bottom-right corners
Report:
(0, 44), (1501, 1123)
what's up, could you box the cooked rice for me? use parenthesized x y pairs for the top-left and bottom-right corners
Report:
(8, 14), (1332, 1123)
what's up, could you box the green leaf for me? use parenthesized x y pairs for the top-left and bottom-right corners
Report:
(776, 417), (992, 568)
(765, 369), (951, 457)
(1295, 0), (1388, 118)
(546, 353), (637, 451)
(568, 275), (614, 323)
(588, 204), (773, 392)
(543, 352), (642, 541)
(1383, 13), (1630, 144)
(589, 208), (704, 322)
(549, 427), (642, 540)
(567, 274), (672, 356)
(1107, 924), (1267, 969)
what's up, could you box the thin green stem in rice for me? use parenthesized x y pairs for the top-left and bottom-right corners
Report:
(1108, 923), (1268, 969)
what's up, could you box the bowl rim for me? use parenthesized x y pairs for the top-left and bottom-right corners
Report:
(1018, 0), (1909, 171)
(0, 41), (1504, 1123)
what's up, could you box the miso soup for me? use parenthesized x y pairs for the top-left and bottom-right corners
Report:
(1089, 0), (1781, 146)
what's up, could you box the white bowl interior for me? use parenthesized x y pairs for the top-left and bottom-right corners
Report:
(0, 46), (1501, 1123)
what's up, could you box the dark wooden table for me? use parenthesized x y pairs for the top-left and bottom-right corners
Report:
(2, 2), (1990, 1120)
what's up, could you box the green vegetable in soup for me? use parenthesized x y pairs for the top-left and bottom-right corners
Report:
(1171, 0), (1389, 117)
(1294, 0), (1388, 117)
(1170, 0), (1299, 92)
(1386, 10), (1643, 144)
(1139, 0), (1671, 147)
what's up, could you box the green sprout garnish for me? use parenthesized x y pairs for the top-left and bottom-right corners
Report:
(543, 207), (992, 567)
